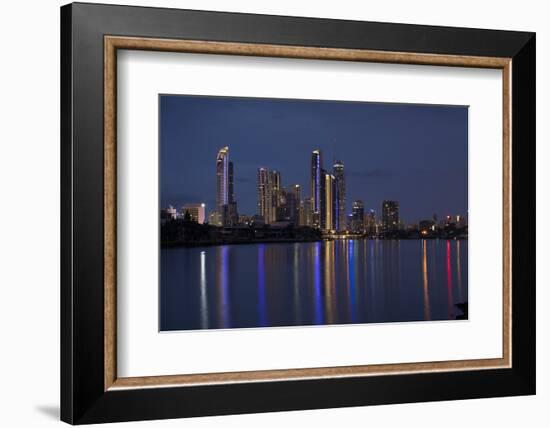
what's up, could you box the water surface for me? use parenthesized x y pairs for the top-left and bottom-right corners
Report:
(160, 239), (468, 331)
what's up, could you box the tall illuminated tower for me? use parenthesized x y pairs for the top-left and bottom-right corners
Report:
(293, 184), (301, 203)
(324, 173), (334, 231)
(269, 170), (281, 222)
(303, 197), (313, 226)
(216, 146), (229, 216)
(311, 149), (323, 229)
(257, 168), (271, 223)
(381, 200), (399, 234)
(228, 161), (235, 204)
(216, 146), (238, 226)
(352, 200), (365, 233)
(365, 209), (377, 235)
(333, 160), (346, 232)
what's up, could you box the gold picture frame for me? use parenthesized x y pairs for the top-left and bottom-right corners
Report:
(103, 35), (512, 391)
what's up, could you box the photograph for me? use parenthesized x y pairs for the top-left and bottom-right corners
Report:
(55, 2), (536, 424)
(159, 95), (469, 331)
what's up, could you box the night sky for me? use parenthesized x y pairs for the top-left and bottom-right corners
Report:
(160, 95), (468, 224)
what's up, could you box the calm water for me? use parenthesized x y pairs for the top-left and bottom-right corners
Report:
(160, 239), (468, 331)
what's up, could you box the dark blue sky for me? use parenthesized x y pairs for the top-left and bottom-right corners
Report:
(160, 95), (468, 223)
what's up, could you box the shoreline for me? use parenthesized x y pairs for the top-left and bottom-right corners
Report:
(161, 236), (468, 249)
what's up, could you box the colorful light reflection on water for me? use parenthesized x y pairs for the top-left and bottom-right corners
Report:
(160, 239), (468, 331)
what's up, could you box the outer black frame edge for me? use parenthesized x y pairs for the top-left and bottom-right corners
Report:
(510, 34), (536, 393)
(60, 3), (74, 425)
(70, 1), (533, 56)
(60, 2), (536, 425)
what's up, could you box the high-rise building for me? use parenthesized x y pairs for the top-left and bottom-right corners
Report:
(293, 184), (301, 204)
(228, 161), (235, 204)
(365, 209), (377, 235)
(381, 200), (399, 234)
(216, 146), (237, 226)
(352, 200), (365, 233)
(257, 167), (271, 223)
(333, 160), (346, 232)
(286, 191), (298, 224)
(346, 213), (354, 232)
(216, 146), (229, 214)
(275, 186), (288, 221)
(303, 197), (313, 226)
(181, 203), (206, 224)
(224, 159), (238, 226)
(324, 173), (337, 232)
(269, 170), (281, 221)
(311, 150), (323, 229)
(332, 175), (339, 231)
(298, 200), (306, 226)
(293, 184), (302, 225)
(318, 170), (326, 229)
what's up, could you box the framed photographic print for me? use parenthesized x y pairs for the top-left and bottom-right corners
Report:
(60, 2), (536, 424)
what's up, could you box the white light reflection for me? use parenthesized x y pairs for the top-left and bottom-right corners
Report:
(200, 251), (208, 328)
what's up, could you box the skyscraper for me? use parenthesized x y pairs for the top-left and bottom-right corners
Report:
(216, 146), (229, 214)
(292, 184), (302, 225)
(228, 161), (235, 204)
(276, 186), (289, 221)
(365, 209), (377, 236)
(293, 184), (301, 204)
(303, 197), (313, 226)
(333, 177), (339, 231)
(324, 173), (337, 232)
(381, 200), (399, 234)
(269, 170), (281, 223)
(298, 200), (306, 226)
(333, 160), (346, 232)
(286, 190), (297, 224)
(225, 161), (238, 226)
(311, 149), (323, 229)
(216, 146), (238, 227)
(257, 167), (271, 223)
(352, 200), (365, 233)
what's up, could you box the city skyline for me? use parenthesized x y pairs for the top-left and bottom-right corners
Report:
(160, 95), (468, 223)
(164, 144), (466, 234)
